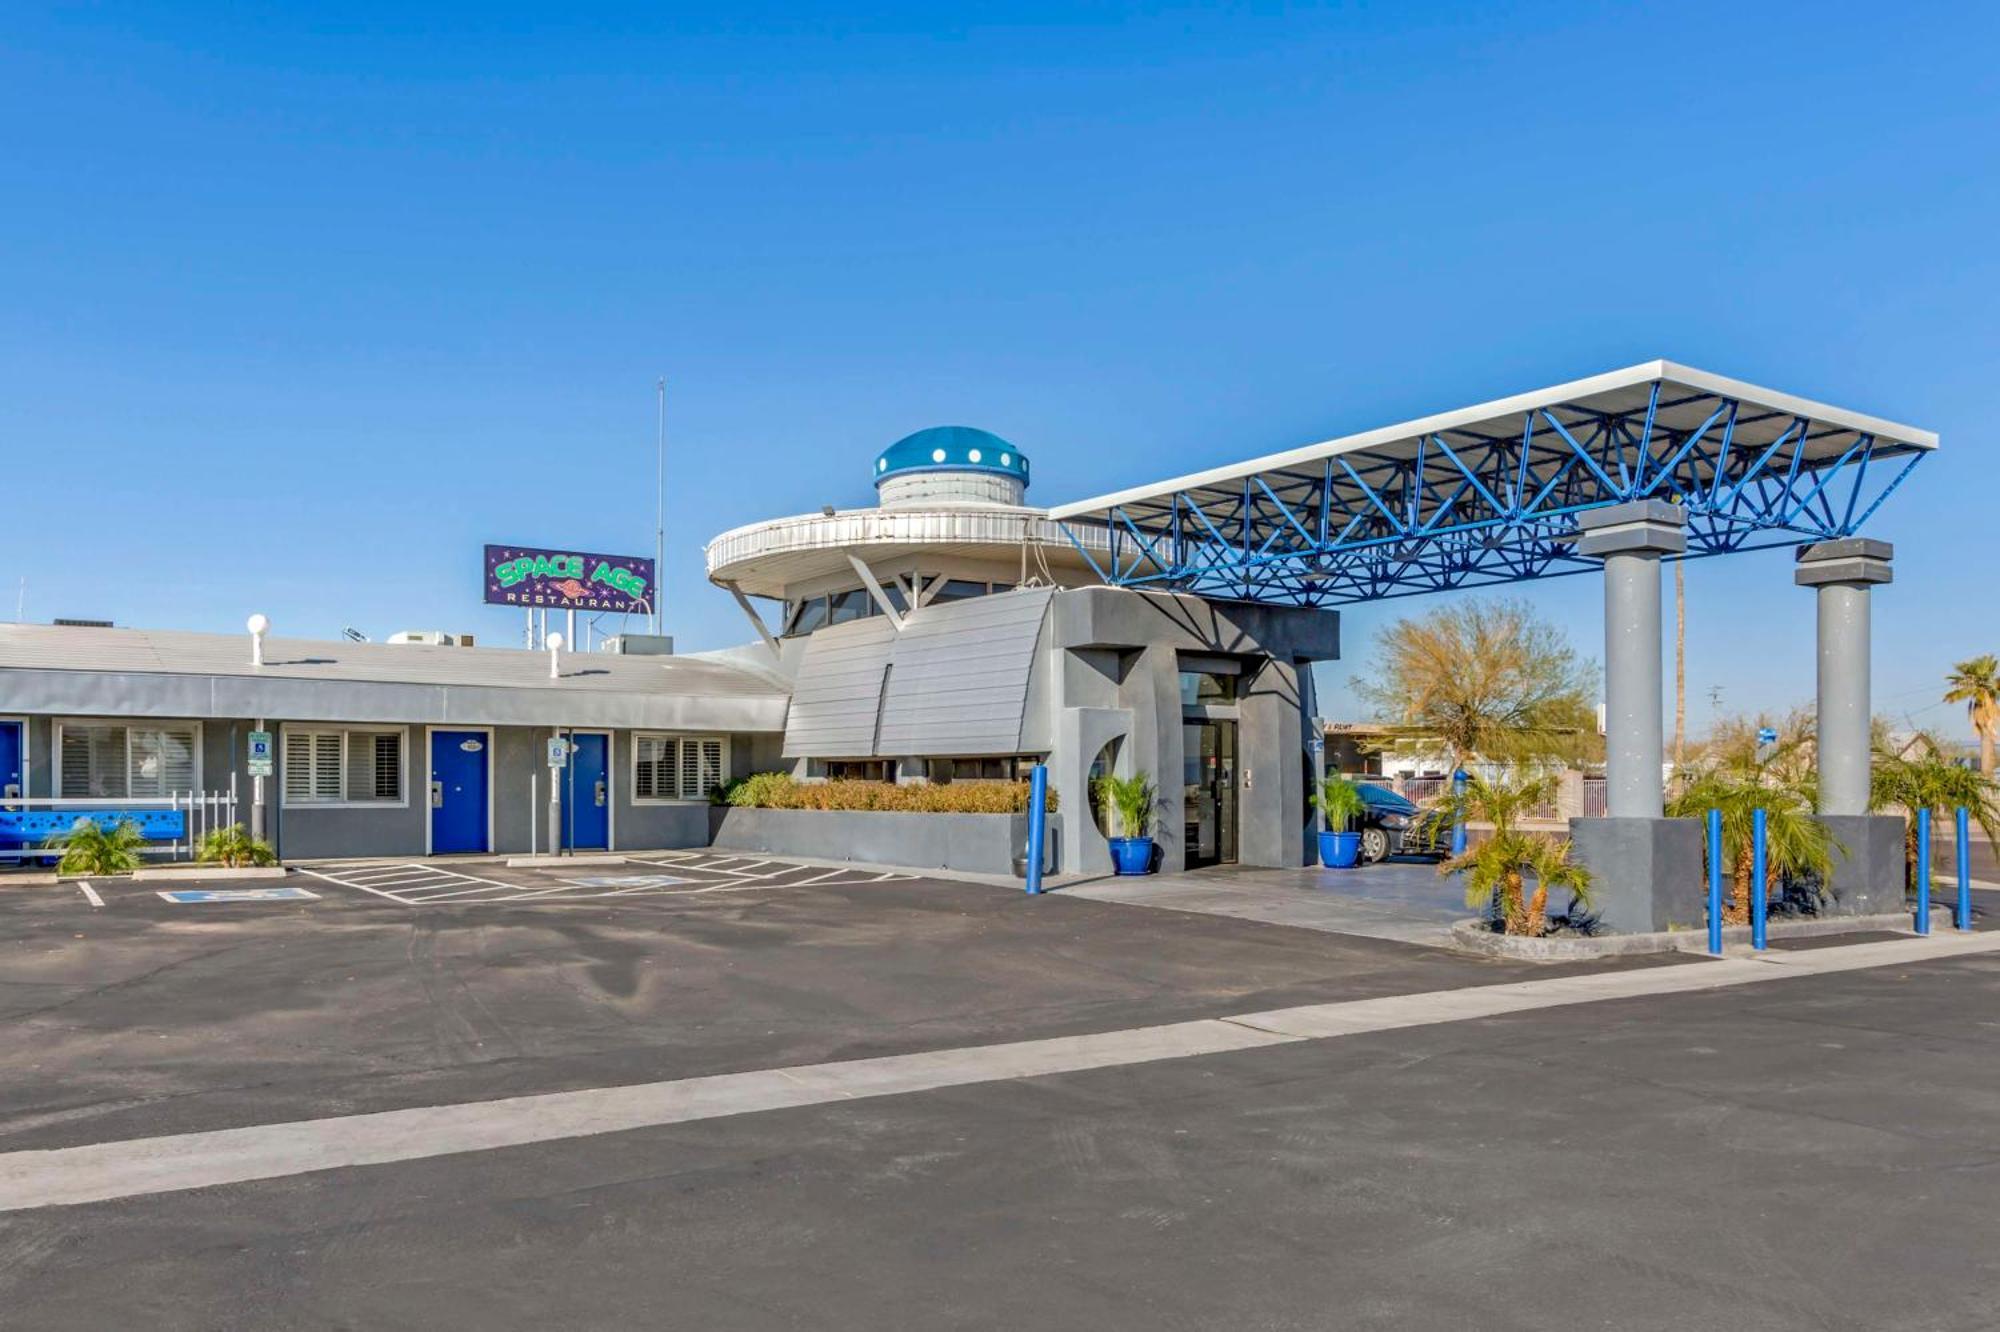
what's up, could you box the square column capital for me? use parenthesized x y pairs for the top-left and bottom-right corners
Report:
(1574, 500), (1687, 559)
(1795, 538), (1893, 588)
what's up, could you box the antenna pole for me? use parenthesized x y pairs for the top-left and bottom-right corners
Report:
(654, 376), (666, 636)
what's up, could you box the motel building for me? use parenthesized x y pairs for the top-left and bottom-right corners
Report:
(0, 363), (1937, 929)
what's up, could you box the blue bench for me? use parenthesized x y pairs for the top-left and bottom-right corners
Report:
(0, 810), (187, 842)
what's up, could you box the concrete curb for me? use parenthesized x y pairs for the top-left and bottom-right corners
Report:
(1449, 906), (1959, 961)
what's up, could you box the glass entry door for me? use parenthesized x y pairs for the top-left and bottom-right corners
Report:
(1182, 720), (1239, 869)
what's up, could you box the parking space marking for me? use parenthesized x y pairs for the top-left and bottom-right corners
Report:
(77, 882), (103, 908)
(297, 853), (917, 905)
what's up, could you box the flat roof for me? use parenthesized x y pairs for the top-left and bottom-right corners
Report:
(1047, 360), (1937, 522)
(0, 624), (788, 697)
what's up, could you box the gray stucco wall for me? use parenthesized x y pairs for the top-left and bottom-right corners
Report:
(712, 806), (1056, 876)
(1033, 587), (1337, 875)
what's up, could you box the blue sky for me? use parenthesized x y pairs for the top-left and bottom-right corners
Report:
(3, 2), (1994, 739)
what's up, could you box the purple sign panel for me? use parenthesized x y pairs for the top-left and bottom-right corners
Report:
(483, 544), (655, 614)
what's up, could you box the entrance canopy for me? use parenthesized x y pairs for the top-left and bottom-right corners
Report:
(1047, 361), (1936, 605)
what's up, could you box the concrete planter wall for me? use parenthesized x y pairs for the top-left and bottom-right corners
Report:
(710, 806), (1060, 877)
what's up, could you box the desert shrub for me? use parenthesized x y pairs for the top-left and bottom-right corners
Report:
(726, 772), (1055, 814)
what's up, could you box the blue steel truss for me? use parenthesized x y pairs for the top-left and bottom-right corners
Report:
(1056, 380), (1926, 606)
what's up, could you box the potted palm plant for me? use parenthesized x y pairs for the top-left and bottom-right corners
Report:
(1311, 775), (1368, 868)
(1095, 773), (1158, 875)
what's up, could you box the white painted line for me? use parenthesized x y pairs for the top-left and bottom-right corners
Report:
(296, 867), (423, 903)
(76, 882), (103, 908)
(1, 929), (1994, 1214)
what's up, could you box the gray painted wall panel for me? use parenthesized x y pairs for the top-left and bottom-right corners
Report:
(876, 589), (1051, 756)
(781, 618), (896, 758)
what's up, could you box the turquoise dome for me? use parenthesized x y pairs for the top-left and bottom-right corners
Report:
(874, 426), (1029, 489)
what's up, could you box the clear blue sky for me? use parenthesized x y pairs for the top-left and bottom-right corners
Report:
(3, 2), (1993, 740)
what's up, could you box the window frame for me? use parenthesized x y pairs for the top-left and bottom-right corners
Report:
(630, 733), (731, 804)
(52, 719), (205, 801)
(278, 725), (409, 809)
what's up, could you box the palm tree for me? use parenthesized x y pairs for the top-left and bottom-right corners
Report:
(46, 817), (148, 876)
(1944, 655), (2000, 776)
(1668, 771), (1837, 924)
(1436, 774), (1590, 936)
(1871, 732), (2000, 890)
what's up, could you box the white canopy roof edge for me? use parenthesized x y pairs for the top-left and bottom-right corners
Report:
(1046, 360), (1939, 522)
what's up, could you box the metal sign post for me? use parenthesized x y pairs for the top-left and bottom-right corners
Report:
(248, 725), (272, 840)
(546, 736), (567, 857)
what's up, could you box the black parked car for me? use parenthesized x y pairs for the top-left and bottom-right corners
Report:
(1352, 783), (1452, 864)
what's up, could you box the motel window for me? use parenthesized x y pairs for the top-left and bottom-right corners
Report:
(827, 588), (871, 626)
(928, 578), (989, 604)
(633, 735), (728, 801)
(57, 723), (199, 799)
(823, 759), (894, 783)
(787, 596), (829, 636)
(282, 729), (404, 806)
(1178, 671), (1239, 706)
(926, 755), (1036, 784)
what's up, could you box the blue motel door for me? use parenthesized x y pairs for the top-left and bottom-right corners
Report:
(429, 730), (489, 855)
(561, 733), (610, 850)
(0, 721), (21, 858)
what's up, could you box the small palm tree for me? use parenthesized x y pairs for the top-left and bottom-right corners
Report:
(1435, 775), (1588, 936)
(196, 824), (278, 868)
(1093, 774), (1158, 840)
(1311, 775), (1368, 832)
(46, 818), (147, 876)
(1668, 771), (1837, 923)
(1944, 655), (2000, 776)
(1871, 734), (2000, 890)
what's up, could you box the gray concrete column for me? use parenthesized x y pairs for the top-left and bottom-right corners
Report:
(1795, 539), (1893, 817)
(1575, 501), (1686, 819)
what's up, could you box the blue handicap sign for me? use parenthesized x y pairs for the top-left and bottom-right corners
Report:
(158, 886), (319, 904)
(1756, 727), (1779, 745)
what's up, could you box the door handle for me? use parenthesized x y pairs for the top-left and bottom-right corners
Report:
(2, 783), (18, 802)
(430, 780), (444, 808)
(594, 780), (607, 807)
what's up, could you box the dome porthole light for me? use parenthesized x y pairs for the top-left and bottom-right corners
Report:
(878, 459), (888, 472)
(1000, 453), (1011, 465)
(931, 448), (947, 463)
(968, 448), (982, 462)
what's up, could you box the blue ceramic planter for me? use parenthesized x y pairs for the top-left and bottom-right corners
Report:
(1318, 830), (1361, 869)
(1109, 837), (1156, 875)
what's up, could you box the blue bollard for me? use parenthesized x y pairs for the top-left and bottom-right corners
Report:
(1750, 806), (1768, 951)
(1915, 806), (1931, 935)
(1958, 806), (1973, 931)
(1451, 770), (1468, 856)
(1024, 763), (1049, 896)
(1707, 808), (1724, 956)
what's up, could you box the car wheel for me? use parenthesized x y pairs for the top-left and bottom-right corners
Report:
(1360, 827), (1390, 864)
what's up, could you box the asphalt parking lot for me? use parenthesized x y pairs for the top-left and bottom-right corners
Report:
(1, 858), (1997, 1329)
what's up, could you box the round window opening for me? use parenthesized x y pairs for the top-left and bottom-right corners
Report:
(1087, 736), (1125, 839)
(931, 448), (947, 463)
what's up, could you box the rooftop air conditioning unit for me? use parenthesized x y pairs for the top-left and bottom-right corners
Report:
(386, 630), (457, 647)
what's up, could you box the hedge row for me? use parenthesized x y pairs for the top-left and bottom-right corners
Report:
(722, 772), (1056, 814)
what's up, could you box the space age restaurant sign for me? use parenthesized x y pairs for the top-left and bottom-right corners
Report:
(483, 544), (655, 614)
